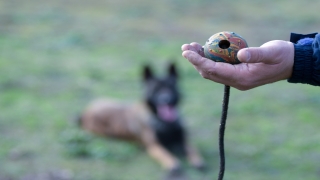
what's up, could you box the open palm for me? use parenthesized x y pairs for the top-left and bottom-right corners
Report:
(181, 41), (294, 90)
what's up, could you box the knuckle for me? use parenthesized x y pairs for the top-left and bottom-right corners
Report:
(206, 69), (216, 76)
(199, 60), (217, 79)
(256, 50), (263, 62)
(200, 57), (208, 64)
(200, 71), (209, 79)
(198, 71), (204, 78)
(198, 68), (216, 79)
(204, 69), (217, 79)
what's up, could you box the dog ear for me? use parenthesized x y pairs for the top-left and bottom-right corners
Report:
(143, 65), (153, 81)
(168, 62), (178, 78)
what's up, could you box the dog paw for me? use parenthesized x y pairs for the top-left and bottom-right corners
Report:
(194, 163), (207, 173)
(163, 167), (188, 180)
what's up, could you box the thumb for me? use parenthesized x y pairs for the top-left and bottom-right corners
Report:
(237, 47), (269, 63)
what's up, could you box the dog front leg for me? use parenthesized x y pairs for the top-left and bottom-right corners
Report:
(141, 128), (180, 171)
(186, 144), (205, 171)
(146, 144), (180, 171)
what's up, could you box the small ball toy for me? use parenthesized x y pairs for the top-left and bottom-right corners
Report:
(203, 31), (248, 64)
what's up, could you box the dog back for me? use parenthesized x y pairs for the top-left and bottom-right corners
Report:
(80, 98), (151, 142)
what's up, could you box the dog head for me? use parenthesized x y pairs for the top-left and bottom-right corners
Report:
(142, 63), (181, 123)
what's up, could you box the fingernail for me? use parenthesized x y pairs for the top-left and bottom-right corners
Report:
(239, 49), (250, 62)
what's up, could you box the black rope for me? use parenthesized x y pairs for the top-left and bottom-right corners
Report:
(217, 85), (230, 180)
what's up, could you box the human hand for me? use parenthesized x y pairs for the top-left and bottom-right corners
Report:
(181, 40), (294, 90)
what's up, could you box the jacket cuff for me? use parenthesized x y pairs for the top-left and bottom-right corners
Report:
(287, 44), (314, 84)
(290, 32), (317, 43)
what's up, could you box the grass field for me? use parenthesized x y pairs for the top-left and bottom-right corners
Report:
(1, 0), (320, 179)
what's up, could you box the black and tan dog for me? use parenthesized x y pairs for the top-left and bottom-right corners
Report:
(78, 63), (204, 174)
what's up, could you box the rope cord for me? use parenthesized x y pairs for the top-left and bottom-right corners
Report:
(217, 85), (230, 180)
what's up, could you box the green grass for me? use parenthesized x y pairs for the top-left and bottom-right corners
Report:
(1, 0), (320, 179)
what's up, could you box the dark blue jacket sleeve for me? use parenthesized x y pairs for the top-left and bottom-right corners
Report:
(288, 33), (320, 86)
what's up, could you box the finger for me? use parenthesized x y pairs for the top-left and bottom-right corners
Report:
(237, 47), (271, 64)
(183, 50), (242, 86)
(190, 42), (205, 56)
(181, 44), (199, 52)
(190, 42), (203, 51)
(182, 50), (207, 66)
(182, 42), (203, 52)
(195, 59), (241, 85)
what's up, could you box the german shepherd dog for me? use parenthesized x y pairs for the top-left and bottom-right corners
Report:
(78, 63), (205, 175)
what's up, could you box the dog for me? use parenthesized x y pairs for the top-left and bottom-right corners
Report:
(78, 63), (205, 175)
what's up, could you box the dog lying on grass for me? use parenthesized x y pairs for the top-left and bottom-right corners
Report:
(78, 63), (205, 175)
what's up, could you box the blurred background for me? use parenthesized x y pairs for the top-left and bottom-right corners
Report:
(0, 0), (320, 179)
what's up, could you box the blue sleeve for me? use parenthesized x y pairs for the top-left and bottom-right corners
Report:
(288, 33), (320, 86)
